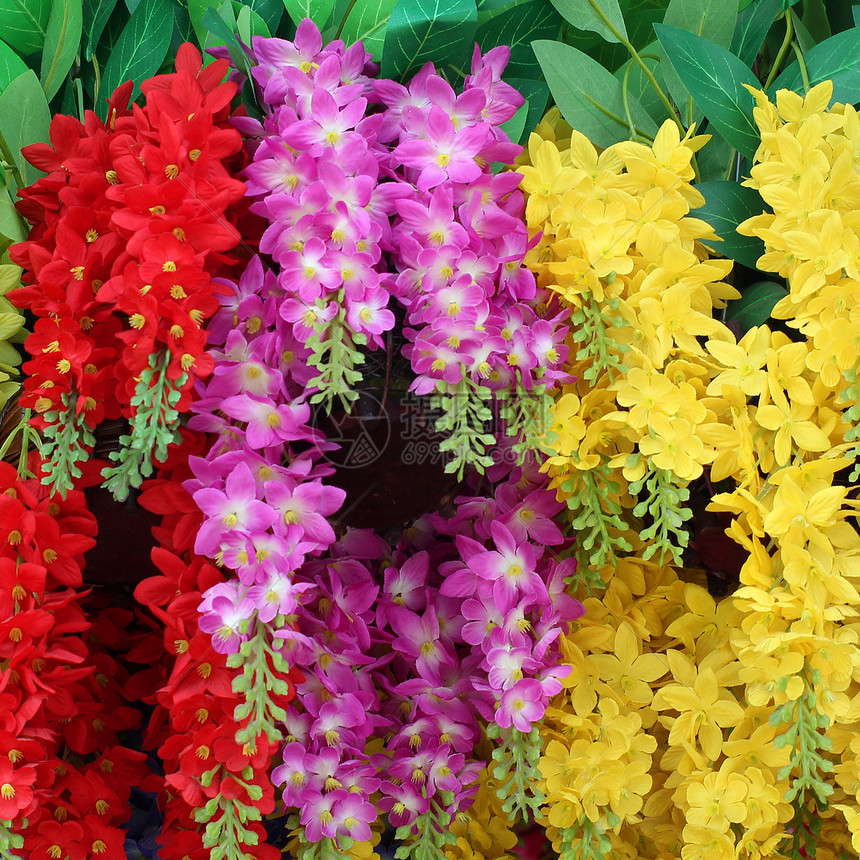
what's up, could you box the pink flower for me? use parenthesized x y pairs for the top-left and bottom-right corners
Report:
(395, 107), (489, 191)
(247, 572), (311, 622)
(265, 477), (345, 550)
(197, 581), (256, 654)
(219, 394), (313, 449)
(378, 780), (429, 827)
(496, 679), (545, 732)
(345, 285), (395, 343)
(193, 462), (278, 556)
(277, 236), (342, 301)
(282, 88), (367, 155)
(467, 522), (547, 606)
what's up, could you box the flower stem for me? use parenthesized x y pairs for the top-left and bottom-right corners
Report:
(764, 11), (794, 91)
(585, 0), (680, 130)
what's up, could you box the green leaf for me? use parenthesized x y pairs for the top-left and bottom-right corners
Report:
(202, 4), (251, 73)
(237, 3), (271, 41)
(653, 24), (759, 158)
(695, 180), (766, 268)
(381, 0), (478, 81)
(0, 41), (28, 93)
(84, 0), (120, 60)
(695, 128), (733, 181)
(243, 0), (284, 30)
(549, 0), (627, 43)
(282, 0), (337, 29)
(506, 77), (549, 143)
(769, 28), (860, 104)
(338, 0), (398, 59)
(730, 0), (781, 65)
(658, 0), (739, 126)
(855, 4), (860, 26)
(40, 0), (83, 101)
(801, 0), (829, 39)
(0, 0), (51, 56)
(726, 280), (788, 328)
(532, 38), (657, 148)
(789, 7), (814, 52)
(0, 70), (51, 189)
(99, 0), (172, 116)
(476, 0), (562, 78)
(0, 192), (25, 244)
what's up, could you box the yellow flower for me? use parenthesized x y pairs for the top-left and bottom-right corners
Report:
(762, 475), (848, 544)
(638, 415), (711, 482)
(518, 136), (578, 229)
(546, 392), (586, 456)
(684, 768), (749, 831)
(637, 284), (723, 361)
(588, 622), (668, 705)
(653, 667), (745, 760)
(764, 341), (815, 406)
(705, 326), (771, 397)
(612, 367), (679, 430)
(755, 392), (832, 465)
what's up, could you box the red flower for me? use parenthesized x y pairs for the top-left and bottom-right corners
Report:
(80, 815), (127, 856)
(0, 759), (36, 819)
(29, 820), (87, 860)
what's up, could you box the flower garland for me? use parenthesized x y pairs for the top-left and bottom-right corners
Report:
(515, 93), (860, 860)
(134, 431), (292, 860)
(243, 20), (570, 478)
(10, 45), (247, 499)
(0, 458), (159, 859)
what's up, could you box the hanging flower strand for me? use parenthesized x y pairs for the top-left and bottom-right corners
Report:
(10, 45), (247, 500)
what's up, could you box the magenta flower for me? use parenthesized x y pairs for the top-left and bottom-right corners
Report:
(395, 107), (489, 191)
(394, 186), (468, 250)
(193, 462), (277, 557)
(310, 695), (367, 749)
(251, 19), (323, 87)
(247, 572), (311, 622)
(272, 741), (314, 806)
(333, 792), (377, 842)
(485, 644), (539, 691)
(495, 679), (545, 732)
(389, 607), (455, 678)
(300, 790), (339, 841)
(277, 236), (342, 302)
(497, 485), (565, 546)
(219, 394), (313, 449)
(378, 781), (429, 827)
(282, 88), (368, 155)
(265, 478), (345, 549)
(345, 286), (395, 342)
(197, 581), (256, 654)
(467, 522), (547, 606)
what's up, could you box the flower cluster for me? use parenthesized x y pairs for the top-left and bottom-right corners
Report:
(9, 45), (247, 499)
(375, 50), (570, 476)
(517, 112), (738, 577)
(243, 20), (570, 477)
(521, 91), (860, 860)
(263, 455), (581, 859)
(0, 458), (159, 859)
(134, 433), (292, 860)
(739, 80), (860, 476)
(244, 20), (398, 411)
